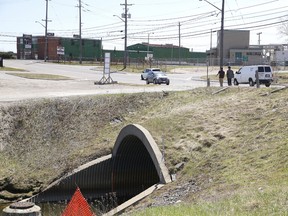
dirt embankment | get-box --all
[0,93,162,202]
[1,87,288,216]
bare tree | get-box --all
[278,16,288,41]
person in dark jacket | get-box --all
[217,67,225,87]
[226,66,234,86]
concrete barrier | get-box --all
[3,202,41,216]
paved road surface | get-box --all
[0,60,225,102]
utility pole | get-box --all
[78,0,82,64]
[124,0,128,68]
[120,0,132,69]
[178,22,181,65]
[199,0,224,69]
[220,0,225,69]
[43,0,50,62]
[257,32,262,45]
[147,33,154,53]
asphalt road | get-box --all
[0,60,222,102]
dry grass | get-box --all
[0,87,288,215]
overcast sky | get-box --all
[1,0,288,52]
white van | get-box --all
[234,65,273,87]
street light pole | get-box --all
[200,0,224,69]
[113,14,126,68]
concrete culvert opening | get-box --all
[27,124,171,215]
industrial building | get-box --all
[17,30,288,66]
[207,29,288,65]
[17,34,102,61]
[16,34,206,64]
[207,30,262,65]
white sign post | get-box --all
[94,52,117,85]
[104,52,111,75]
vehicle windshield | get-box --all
[154,72,166,76]
[152,68,161,72]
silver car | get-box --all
[141,68,161,80]
[146,71,170,85]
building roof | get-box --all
[141,42,181,49]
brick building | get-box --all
[17,35,102,61]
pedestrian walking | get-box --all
[226,66,234,86]
[217,67,225,87]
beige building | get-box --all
[208,29,264,65]
[230,48,263,65]
[218,30,250,59]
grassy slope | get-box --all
[129,87,288,215]
[0,87,287,215]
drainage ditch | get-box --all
[20,124,171,215]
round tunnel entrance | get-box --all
[112,124,171,196]
[27,124,171,214]
[112,134,160,197]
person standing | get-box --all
[217,67,225,87]
[226,66,234,86]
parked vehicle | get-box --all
[141,68,161,80]
[234,65,273,87]
[146,71,170,85]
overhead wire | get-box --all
[45,0,287,42]
[1,0,287,49]
[86,5,284,38]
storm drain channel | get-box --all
[28,124,171,215]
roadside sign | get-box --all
[94,52,117,84]
[57,46,65,55]
[104,52,111,74]
[147,53,153,59]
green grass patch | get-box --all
[0,67,25,71]
[6,72,71,80]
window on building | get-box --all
[32,38,38,44]
[235,52,242,60]
[247,52,261,56]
